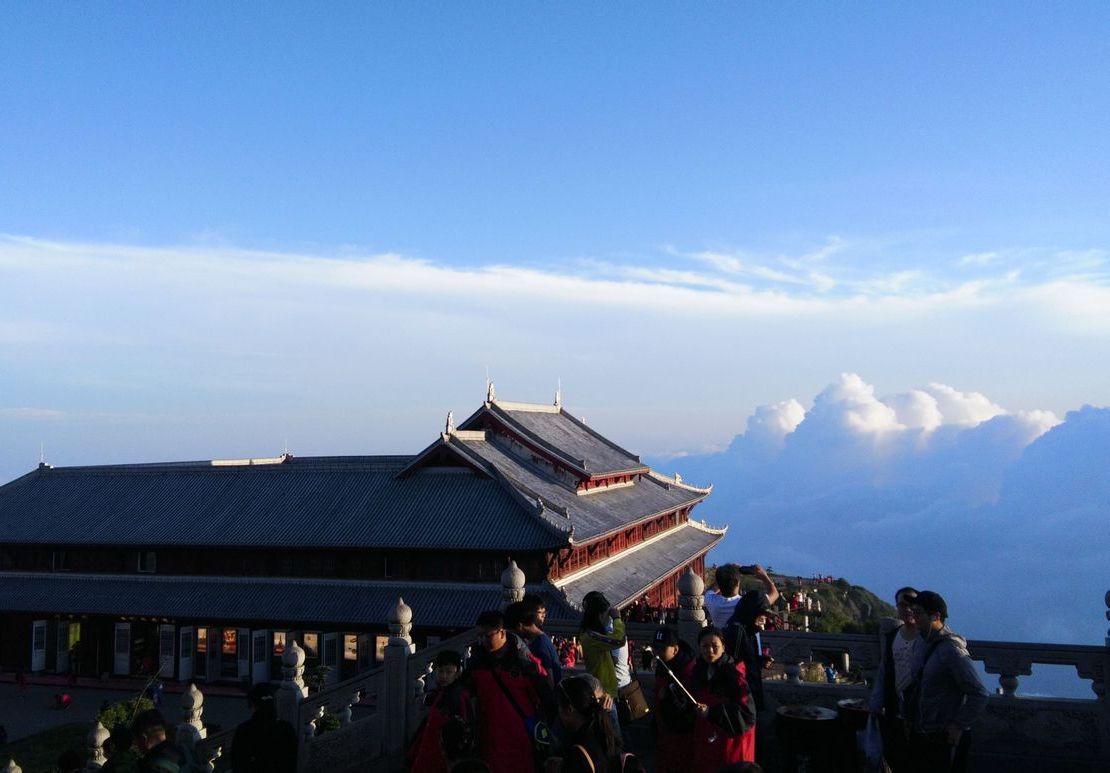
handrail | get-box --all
[299,664,385,725]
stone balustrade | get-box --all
[64,562,1108,773]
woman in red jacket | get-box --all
[651,626,697,773]
[689,626,756,770]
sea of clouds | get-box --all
[659,374,1109,667]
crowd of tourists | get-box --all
[44,566,987,773]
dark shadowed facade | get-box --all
[0,393,723,684]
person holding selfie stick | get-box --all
[647,627,697,773]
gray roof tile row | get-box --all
[557,522,723,609]
[0,572,577,628]
[0,456,563,550]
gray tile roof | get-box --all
[462,402,646,476]
[557,522,724,609]
[0,572,575,628]
[453,436,708,542]
[0,455,565,550]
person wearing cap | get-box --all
[868,586,922,771]
[651,626,696,773]
[904,590,988,773]
[231,682,298,773]
[409,649,472,773]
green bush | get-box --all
[97,697,155,733]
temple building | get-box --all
[0,390,724,684]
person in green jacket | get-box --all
[578,591,628,742]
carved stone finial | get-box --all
[279,640,307,700]
[179,682,206,741]
[445,411,455,434]
[486,380,497,403]
[88,721,111,765]
[389,597,413,644]
[678,567,705,597]
[501,559,526,607]
[283,639,306,669]
[674,472,683,484]
[3,760,23,773]
[554,386,562,409]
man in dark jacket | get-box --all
[905,591,989,773]
[131,709,188,773]
[231,682,298,773]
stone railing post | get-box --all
[502,559,526,608]
[276,640,307,728]
[677,567,706,651]
[383,597,414,765]
[175,682,207,750]
[86,721,110,769]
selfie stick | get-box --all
[643,645,698,704]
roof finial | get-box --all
[39,441,45,465]
[486,379,496,403]
[554,378,562,409]
[445,411,455,434]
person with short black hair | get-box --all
[705,564,744,626]
[904,591,988,773]
[720,565,780,711]
[521,594,562,685]
[231,682,298,773]
[463,609,553,773]
[131,709,188,772]
[409,649,472,773]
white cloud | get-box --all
[0,407,64,420]
[668,376,1098,650]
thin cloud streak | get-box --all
[4,235,1107,329]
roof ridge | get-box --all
[645,468,713,494]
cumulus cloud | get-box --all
[663,375,1106,661]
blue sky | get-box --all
[1,6,1109,536]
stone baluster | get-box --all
[276,640,307,728]
[1092,590,1108,700]
[501,559,526,608]
[677,567,706,651]
[86,720,110,769]
[333,687,363,725]
[983,653,1032,697]
[3,760,23,773]
[784,661,803,684]
[303,704,324,742]
[384,597,415,764]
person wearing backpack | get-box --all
[464,609,554,773]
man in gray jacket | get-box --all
[906,590,989,773]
